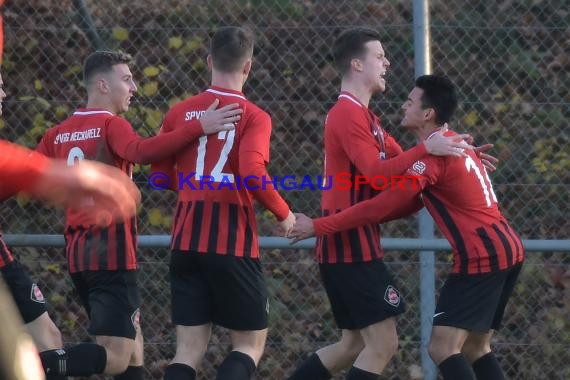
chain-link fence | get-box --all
[1,0,568,379]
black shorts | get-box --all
[170,250,268,331]
[433,263,523,332]
[71,270,140,339]
[319,259,406,330]
[1,261,47,323]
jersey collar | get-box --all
[207,86,247,100]
[74,108,115,116]
[338,91,365,108]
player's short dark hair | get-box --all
[332,27,381,75]
[210,26,254,73]
[415,75,458,125]
[83,50,133,86]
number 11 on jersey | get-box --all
[465,155,498,207]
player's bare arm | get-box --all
[199,98,243,135]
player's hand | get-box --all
[199,99,243,135]
[277,210,296,237]
[288,213,316,243]
[32,160,141,227]
[424,123,473,157]
[473,143,499,172]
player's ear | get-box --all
[351,58,364,72]
[96,76,110,94]
[424,108,436,122]
[243,58,252,76]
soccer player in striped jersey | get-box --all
[287,28,474,380]
[290,75,524,380]
[36,50,242,380]
[151,26,295,380]
[0,70,139,380]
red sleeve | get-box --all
[314,155,444,234]
[314,176,425,235]
[0,140,51,199]
[338,114,428,186]
[239,112,290,221]
[106,116,204,164]
[149,114,178,191]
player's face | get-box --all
[401,87,427,129]
[106,64,137,114]
[0,73,6,116]
[360,41,390,93]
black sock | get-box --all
[40,344,107,376]
[46,375,67,380]
[216,351,256,380]
[439,353,475,380]
[164,363,196,380]
[472,352,505,380]
[114,365,144,380]
[287,353,332,380]
[346,366,380,380]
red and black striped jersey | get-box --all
[36,110,137,272]
[316,92,429,264]
[37,108,207,272]
[151,86,290,258]
[314,130,524,274]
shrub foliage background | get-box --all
[1,1,568,379]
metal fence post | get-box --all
[413,0,437,379]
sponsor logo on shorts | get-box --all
[265,299,270,315]
[30,283,45,304]
[131,308,141,328]
[384,285,401,307]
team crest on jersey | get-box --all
[131,308,141,328]
[411,160,426,175]
[384,285,401,307]
[30,284,45,304]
